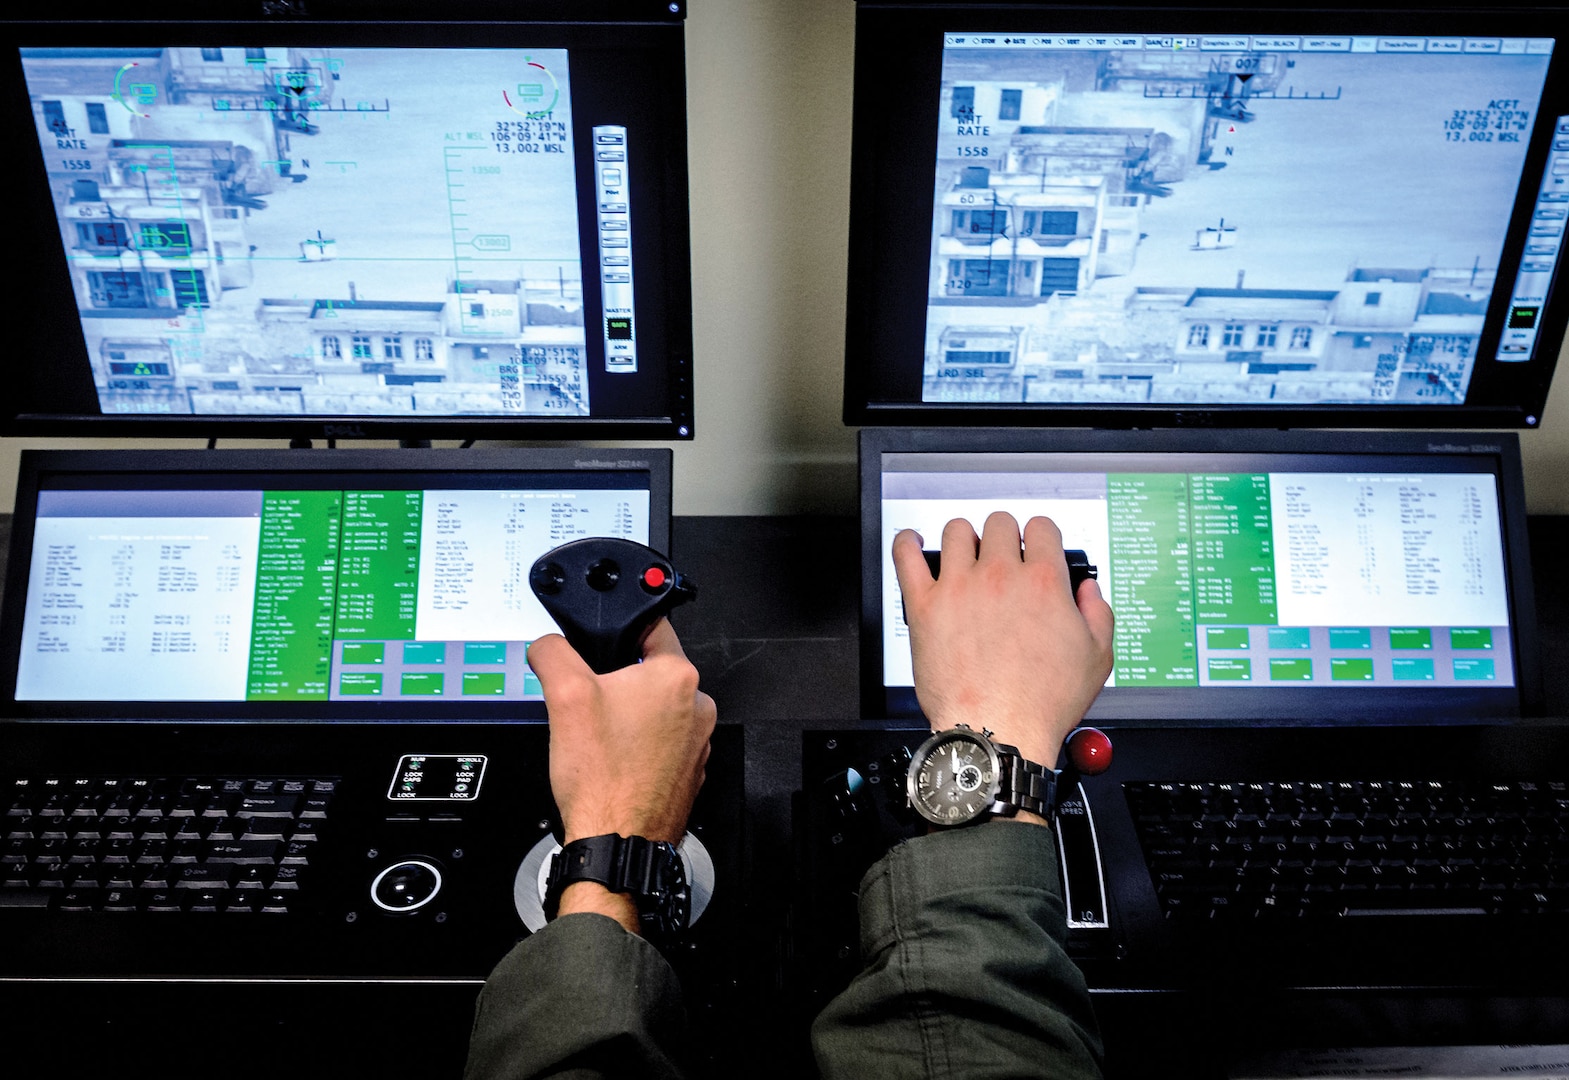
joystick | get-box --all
[529,538,696,674]
[921,548,1097,592]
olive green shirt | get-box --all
[812,821,1104,1079]
[465,821,1101,1079]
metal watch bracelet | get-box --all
[995,743,1059,818]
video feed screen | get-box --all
[24,47,596,418]
[6,16,693,440]
[928,35,1555,406]
[845,7,1569,429]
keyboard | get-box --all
[1,775,336,913]
[1126,778,1569,922]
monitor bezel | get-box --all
[0,446,673,721]
[859,427,1542,725]
[843,1,1569,431]
[2,2,695,441]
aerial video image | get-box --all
[925,36,1553,406]
[23,46,590,417]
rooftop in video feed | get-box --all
[925,34,1555,407]
[23,46,589,417]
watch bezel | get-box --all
[906,726,1004,827]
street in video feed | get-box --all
[24,47,590,417]
[924,42,1552,406]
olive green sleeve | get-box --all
[463,912,692,1080]
[811,821,1104,1080]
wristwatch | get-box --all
[542,833,690,938]
[905,724,1059,827]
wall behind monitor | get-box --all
[1,0,1566,518]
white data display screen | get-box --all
[881,463,1514,691]
[16,486,649,702]
[18,508,263,701]
[1269,473,1510,628]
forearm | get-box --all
[464,913,692,1080]
[811,821,1103,1080]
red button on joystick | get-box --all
[1065,727,1113,776]
[642,566,667,589]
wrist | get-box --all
[1005,807,1053,828]
[553,880,641,934]
[561,816,687,847]
[544,833,691,939]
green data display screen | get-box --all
[17,483,650,703]
[882,458,1515,693]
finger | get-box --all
[940,517,981,571]
[1021,515,1066,563]
[977,510,1024,565]
[1022,515,1071,593]
[526,632,592,695]
[892,528,935,609]
[1074,578,1117,655]
[640,617,688,662]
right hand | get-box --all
[892,512,1114,774]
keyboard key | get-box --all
[204,841,282,866]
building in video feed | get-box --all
[924,35,1553,406]
[24,46,590,417]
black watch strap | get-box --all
[542,833,690,935]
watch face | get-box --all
[908,729,1001,826]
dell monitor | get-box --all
[861,428,1541,724]
[0,446,672,720]
[3,1,694,440]
[844,2,1569,429]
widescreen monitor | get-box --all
[844,2,1569,429]
[861,428,1541,723]
[2,1,694,440]
[0,446,672,720]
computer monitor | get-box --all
[2,1,694,440]
[844,2,1569,429]
[861,428,1541,723]
[0,446,672,720]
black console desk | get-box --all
[677,515,1569,1077]
[1,513,1566,1078]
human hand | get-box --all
[528,618,716,931]
[893,512,1114,776]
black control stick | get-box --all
[529,538,696,674]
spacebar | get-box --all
[1343,904,1487,916]
[0,888,52,909]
